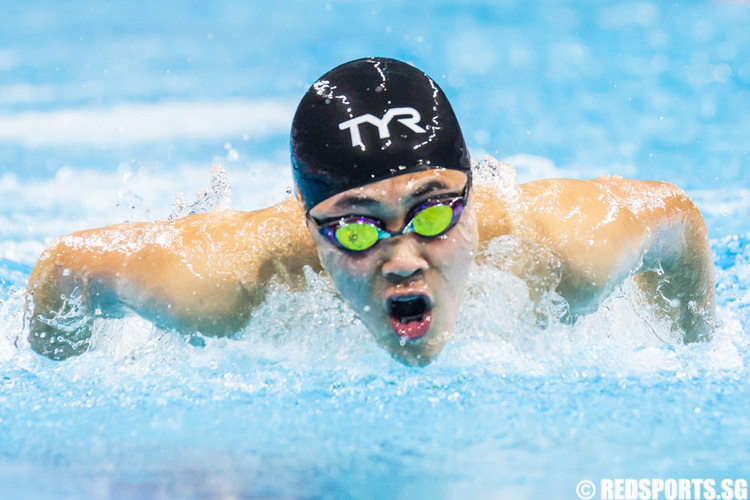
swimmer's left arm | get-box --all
[519,176,715,341]
[594,176,716,341]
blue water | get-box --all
[1,1,749,499]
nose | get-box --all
[381,238,429,284]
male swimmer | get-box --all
[26,57,715,366]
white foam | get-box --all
[0,289,25,362]
[0,99,296,146]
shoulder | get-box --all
[519,175,693,220]
[588,175,685,196]
[513,175,703,266]
[472,176,663,244]
[588,175,698,220]
[518,177,639,235]
[514,177,654,273]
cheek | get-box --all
[432,209,478,281]
[315,241,379,307]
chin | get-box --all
[373,324,451,367]
[389,348,441,367]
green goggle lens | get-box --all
[335,222,380,251]
[411,204,454,237]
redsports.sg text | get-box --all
[600,478,748,500]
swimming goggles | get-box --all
[310,175,471,252]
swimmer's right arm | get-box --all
[26,197,321,360]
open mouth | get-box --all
[387,294,433,340]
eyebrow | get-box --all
[326,179,455,212]
[405,179,456,202]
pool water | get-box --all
[1,1,749,499]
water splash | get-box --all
[471,154,520,203]
[169,164,232,220]
[0,259,30,300]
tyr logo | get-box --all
[338,107,427,148]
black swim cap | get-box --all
[291,57,470,211]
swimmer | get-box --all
[26,57,716,365]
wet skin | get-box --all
[26,167,716,362]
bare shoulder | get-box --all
[518,175,699,233]
[517,176,644,244]
[471,175,686,247]
[519,174,683,206]
[589,175,697,214]
[513,176,684,297]
[588,174,687,197]
[34,195,313,284]
[36,210,253,271]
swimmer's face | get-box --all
[305,169,478,366]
